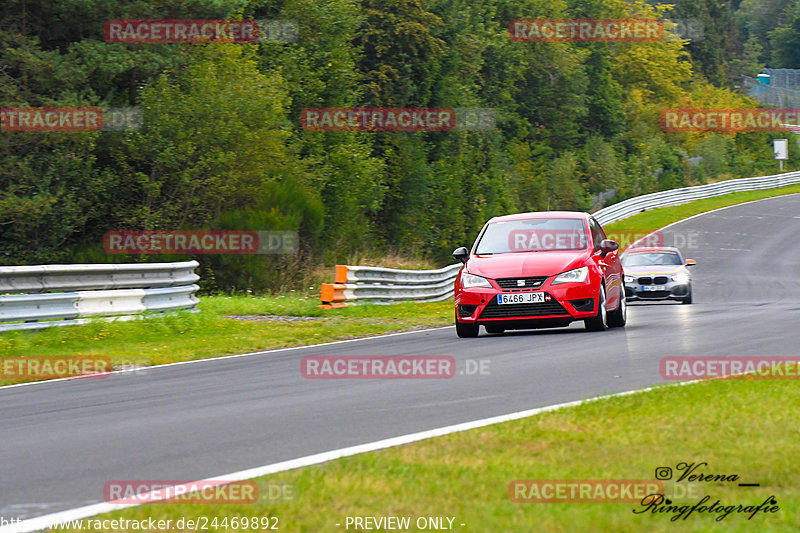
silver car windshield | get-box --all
[475,218,590,254]
[621,252,683,266]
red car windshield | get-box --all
[475,218,590,254]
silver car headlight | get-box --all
[552,266,589,285]
[461,272,492,289]
[624,275,635,283]
[671,272,690,284]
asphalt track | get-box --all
[2,194,800,520]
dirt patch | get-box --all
[225,315,330,322]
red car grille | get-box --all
[479,295,569,319]
[496,276,548,289]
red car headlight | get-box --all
[551,266,589,285]
[461,272,492,289]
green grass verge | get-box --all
[51,378,800,532]
[0,296,453,386]
[602,182,800,235]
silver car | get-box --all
[620,247,695,304]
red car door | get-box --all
[590,217,622,309]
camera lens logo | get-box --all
[655,467,672,480]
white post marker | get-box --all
[774,138,788,171]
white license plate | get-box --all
[497,292,546,305]
[641,285,666,291]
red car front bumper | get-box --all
[454,277,601,329]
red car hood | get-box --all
[466,251,590,279]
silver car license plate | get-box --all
[641,285,666,291]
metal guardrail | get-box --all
[592,171,800,226]
[320,264,461,306]
[0,260,199,293]
[320,171,800,307]
[0,261,200,332]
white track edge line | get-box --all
[0,379,702,533]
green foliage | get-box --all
[768,0,800,67]
[0,0,795,291]
[116,45,293,228]
[726,0,800,78]
[547,152,591,210]
[581,135,622,194]
[692,135,733,182]
[357,0,446,106]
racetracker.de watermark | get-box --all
[103,230,298,254]
[508,229,589,251]
[509,19,663,42]
[104,480,269,504]
[0,107,141,131]
[605,230,701,251]
[506,229,699,252]
[663,18,704,41]
[509,480,664,503]
[103,19,299,43]
[301,356,458,379]
[300,107,495,131]
[660,357,800,380]
[660,108,800,132]
[2,107,100,132]
[1,356,111,379]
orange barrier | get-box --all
[319,282,347,309]
[319,263,462,308]
[334,265,349,283]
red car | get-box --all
[452,211,626,337]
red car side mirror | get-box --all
[599,239,619,256]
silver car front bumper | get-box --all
[624,277,691,301]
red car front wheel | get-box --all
[455,310,479,338]
[584,284,607,331]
